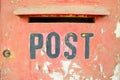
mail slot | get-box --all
[0,0,120,80]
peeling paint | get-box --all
[99,64,107,78]
[111,63,120,80]
[4,68,11,74]
[70,72,80,80]
[84,76,94,80]
[49,72,64,80]
[82,76,85,79]
[42,61,51,74]
[35,62,40,71]
[101,28,105,34]
[40,50,44,56]
[61,60,71,77]
[94,55,98,61]
[69,69,74,74]
[114,22,120,38]
[99,64,103,73]
[90,76,93,80]
[72,63,81,69]
[64,47,69,52]
[43,44,46,52]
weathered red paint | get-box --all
[0,0,120,80]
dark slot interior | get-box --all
[29,17,95,23]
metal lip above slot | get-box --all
[14,5,110,16]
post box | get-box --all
[0,0,120,80]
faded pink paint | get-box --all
[0,0,120,80]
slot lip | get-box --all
[14,6,110,16]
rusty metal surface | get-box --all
[0,0,120,80]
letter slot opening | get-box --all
[29,16,95,23]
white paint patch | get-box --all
[99,64,107,78]
[114,22,120,38]
[40,50,44,56]
[49,72,64,80]
[69,69,74,74]
[82,76,85,79]
[64,47,69,52]
[35,62,40,71]
[70,77,74,80]
[61,60,71,77]
[42,61,51,74]
[111,63,120,80]
[72,63,81,69]
[93,65,97,70]
[90,76,93,80]
[99,64,103,73]
[43,44,46,52]
[73,73,80,80]
[4,68,11,74]
[101,28,105,34]
[94,55,98,61]
[70,72,80,80]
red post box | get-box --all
[0,0,120,80]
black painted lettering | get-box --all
[81,33,94,59]
[30,34,43,59]
[46,32,60,58]
[64,33,77,59]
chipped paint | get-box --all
[43,44,46,52]
[64,47,69,52]
[114,22,120,38]
[49,72,64,80]
[70,72,80,80]
[94,55,98,61]
[3,68,11,74]
[61,60,71,77]
[35,62,40,71]
[101,28,105,34]
[69,69,74,74]
[82,76,85,79]
[90,76,93,80]
[111,63,120,80]
[72,63,81,69]
[40,50,44,56]
[99,64,103,73]
[99,64,107,78]
[42,61,51,74]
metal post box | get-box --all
[0,0,120,80]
